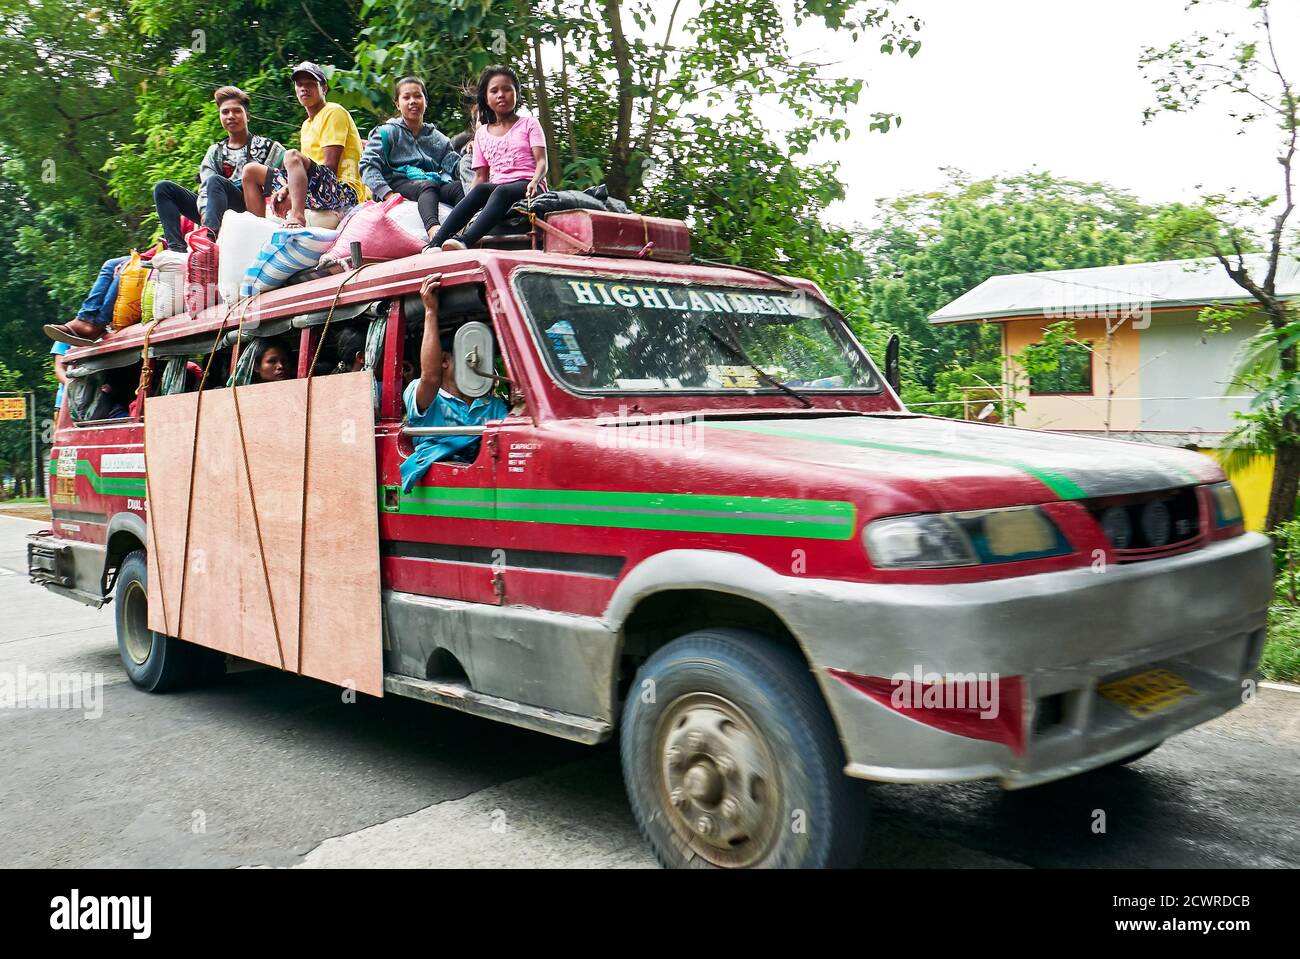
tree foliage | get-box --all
[333,0,921,336]
[1140,0,1299,531]
[859,169,1228,413]
[0,174,58,491]
[0,0,361,313]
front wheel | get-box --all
[115,550,223,692]
[621,628,868,869]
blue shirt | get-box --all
[50,341,70,409]
[400,380,508,492]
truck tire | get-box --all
[621,628,868,869]
[114,550,222,692]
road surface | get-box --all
[2,514,1297,868]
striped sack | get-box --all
[239,227,338,300]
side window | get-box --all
[400,285,506,406]
[154,338,232,396]
[66,356,143,423]
[286,300,388,383]
[321,319,377,375]
[1026,340,1094,395]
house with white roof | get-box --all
[928,255,1300,529]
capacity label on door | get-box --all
[57,448,79,478]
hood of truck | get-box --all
[689,414,1222,511]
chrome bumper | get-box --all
[779,533,1274,788]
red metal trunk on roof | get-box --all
[542,211,691,262]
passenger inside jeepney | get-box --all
[335,325,368,375]
[333,323,404,415]
[72,363,143,420]
[255,343,293,382]
[333,320,415,387]
[399,274,508,492]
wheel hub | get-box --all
[657,692,781,867]
[684,762,722,805]
[122,581,154,666]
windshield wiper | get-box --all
[697,321,813,408]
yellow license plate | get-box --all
[1098,667,1196,719]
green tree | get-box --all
[860,170,1225,409]
[336,0,920,333]
[0,0,163,306]
[0,0,361,487]
[1139,0,1299,533]
[0,0,361,316]
[0,174,61,495]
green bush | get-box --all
[1262,520,1300,683]
[1262,603,1300,684]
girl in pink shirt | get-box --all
[431,65,549,251]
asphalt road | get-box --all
[2,514,1298,869]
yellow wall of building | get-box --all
[1003,316,1273,531]
[1202,450,1274,533]
[1005,317,1143,432]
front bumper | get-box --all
[780,532,1273,788]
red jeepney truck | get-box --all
[28,222,1273,868]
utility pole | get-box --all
[29,389,42,498]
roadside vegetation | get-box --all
[1264,521,1300,682]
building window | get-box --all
[1025,341,1093,395]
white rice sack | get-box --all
[217,210,282,304]
[149,250,188,319]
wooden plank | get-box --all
[145,392,199,637]
[143,375,382,694]
[188,384,306,668]
[298,371,383,696]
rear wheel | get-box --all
[114,550,222,692]
[621,628,868,869]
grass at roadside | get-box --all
[0,497,48,506]
[1263,603,1300,683]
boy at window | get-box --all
[400,274,507,492]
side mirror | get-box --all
[884,333,901,395]
[454,321,495,398]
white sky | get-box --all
[768,0,1300,229]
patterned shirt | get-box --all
[197,134,286,213]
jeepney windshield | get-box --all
[514,271,880,393]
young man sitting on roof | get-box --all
[154,86,286,253]
[43,86,285,348]
[400,274,508,493]
[240,62,368,228]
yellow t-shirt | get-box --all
[301,102,369,202]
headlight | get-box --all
[865,507,1072,569]
[1208,481,1243,527]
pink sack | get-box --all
[185,229,219,317]
[325,194,426,263]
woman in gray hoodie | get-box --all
[359,77,465,239]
